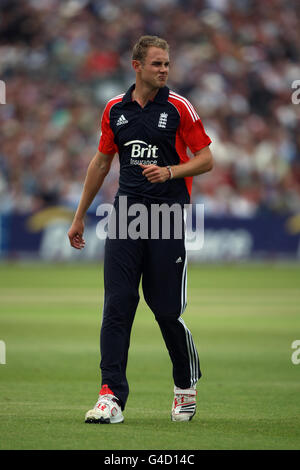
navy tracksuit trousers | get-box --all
[100,197,201,410]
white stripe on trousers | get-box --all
[178,316,199,387]
[177,208,199,387]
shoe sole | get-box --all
[171,412,196,422]
[85,417,124,424]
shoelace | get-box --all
[95,394,113,407]
[174,394,196,409]
[95,394,122,412]
[175,393,195,403]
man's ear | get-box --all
[132,60,142,72]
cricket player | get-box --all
[68,36,213,423]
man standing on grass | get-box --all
[68,35,213,423]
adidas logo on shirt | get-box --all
[116,114,128,126]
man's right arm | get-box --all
[68,151,115,249]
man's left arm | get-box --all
[140,145,213,183]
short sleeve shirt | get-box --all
[99,84,211,204]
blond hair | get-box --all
[132,35,169,64]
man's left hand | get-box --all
[140,164,170,183]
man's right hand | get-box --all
[68,219,85,250]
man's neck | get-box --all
[132,83,159,108]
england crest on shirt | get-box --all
[158,112,168,128]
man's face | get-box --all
[137,46,170,89]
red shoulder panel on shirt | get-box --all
[98,94,124,155]
[168,91,200,123]
[104,94,125,117]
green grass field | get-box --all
[0,262,299,450]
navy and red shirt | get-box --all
[98,84,211,204]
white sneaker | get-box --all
[85,384,124,424]
[171,385,197,422]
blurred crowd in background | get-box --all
[0,0,299,217]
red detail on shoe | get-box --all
[174,396,196,409]
[99,384,114,396]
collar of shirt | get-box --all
[121,84,170,106]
